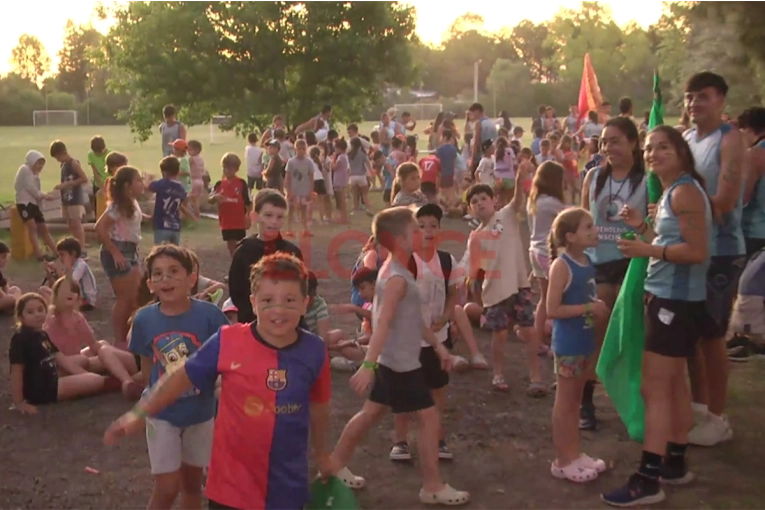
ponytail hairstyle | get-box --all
[594,116,645,199]
[107,165,140,219]
[495,136,508,161]
[548,207,592,262]
[528,161,565,215]
[309,146,322,167]
[391,162,419,203]
[349,137,362,159]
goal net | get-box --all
[209,115,233,144]
[33,110,78,127]
[393,103,443,123]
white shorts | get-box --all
[146,417,215,474]
[349,175,368,187]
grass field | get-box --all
[0,119,534,204]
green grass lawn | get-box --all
[0,118,534,204]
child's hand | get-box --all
[53,183,64,191]
[349,364,374,396]
[44,193,55,201]
[111,250,128,270]
[245,215,252,230]
[317,453,339,482]
[589,299,610,319]
[619,205,645,229]
[431,316,447,332]
[435,344,454,372]
[104,410,145,445]
[15,401,38,415]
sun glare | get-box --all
[0,0,664,74]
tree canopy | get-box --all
[102,1,417,140]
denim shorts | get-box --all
[100,241,140,279]
[154,229,181,246]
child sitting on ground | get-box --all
[221,298,238,324]
[10,292,122,414]
[327,268,377,371]
[0,241,23,313]
[45,237,97,311]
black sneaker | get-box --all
[727,335,751,350]
[438,441,453,461]
[579,404,597,431]
[601,473,665,508]
[389,442,411,462]
[659,463,694,485]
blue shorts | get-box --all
[154,229,181,245]
[100,241,140,279]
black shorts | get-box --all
[368,364,434,414]
[383,189,392,203]
[420,345,449,390]
[26,379,59,406]
[420,182,438,198]
[314,180,327,195]
[247,176,264,191]
[644,293,709,358]
[16,203,45,224]
[704,255,746,339]
[745,238,765,259]
[594,258,630,285]
[221,229,247,242]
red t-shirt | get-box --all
[213,177,251,230]
[419,155,441,184]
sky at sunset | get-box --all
[0,0,666,75]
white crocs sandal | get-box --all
[470,353,489,370]
[419,484,470,506]
[551,457,598,483]
[336,467,365,489]
[580,453,607,473]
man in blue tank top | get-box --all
[737,107,765,257]
[682,72,746,447]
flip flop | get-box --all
[527,381,547,398]
[492,375,509,392]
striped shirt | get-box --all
[304,296,329,336]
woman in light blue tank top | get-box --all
[738,107,765,257]
[605,125,712,505]
[580,117,647,429]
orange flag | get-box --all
[577,53,603,123]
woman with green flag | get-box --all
[602,125,713,507]
[580,117,648,430]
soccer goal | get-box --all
[393,103,443,123]
[209,115,233,144]
[33,110,78,127]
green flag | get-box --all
[648,69,665,131]
[596,70,665,442]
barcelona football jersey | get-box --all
[184,322,330,510]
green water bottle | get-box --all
[620,231,637,240]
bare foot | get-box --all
[122,380,144,401]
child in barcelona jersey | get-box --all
[105,253,333,510]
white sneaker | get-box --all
[330,357,358,372]
[688,413,733,446]
[691,402,708,424]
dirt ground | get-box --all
[1,211,765,510]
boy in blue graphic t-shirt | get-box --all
[146,156,198,245]
[127,245,228,509]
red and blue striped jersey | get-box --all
[184,322,330,510]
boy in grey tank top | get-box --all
[328,207,469,505]
[50,140,89,254]
[160,105,186,157]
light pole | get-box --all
[473,60,480,103]
[86,87,91,125]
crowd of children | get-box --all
[5,75,765,509]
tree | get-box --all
[10,34,50,85]
[486,59,533,114]
[57,21,105,102]
[510,20,555,82]
[103,1,417,140]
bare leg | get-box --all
[553,375,587,466]
[688,348,708,406]
[700,337,729,416]
[24,221,44,259]
[148,472,181,510]
[518,326,543,384]
[109,267,141,347]
[178,463,205,510]
[68,218,86,250]
[451,305,483,362]
[39,223,57,253]
[415,406,446,493]
[331,401,387,468]
[535,278,549,346]
[491,329,507,380]
[57,373,108,400]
